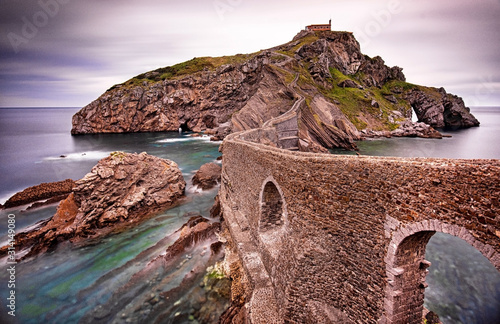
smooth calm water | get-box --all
[0,107,499,323]
[333,106,500,159]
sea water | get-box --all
[0,107,499,323]
[0,108,223,323]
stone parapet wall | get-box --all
[220,131,500,323]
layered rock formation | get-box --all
[78,215,227,324]
[72,30,479,151]
[2,152,185,259]
[299,95,361,152]
[2,179,75,209]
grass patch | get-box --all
[269,65,296,85]
[381,79,418,94]
[204,262,226,281]
[330,67,353,83]
[320,69,420,130]
[119,52,260,89]
[324,84,370,128]
[415,85,444,102]
[270,55,288,64]
[110,151,126,161]
[294,63,316,88]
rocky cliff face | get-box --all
[72,54,269,135]
[3,152,185,259]
[72,30,479,150]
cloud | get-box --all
[0,0,499,107]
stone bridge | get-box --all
[219,123,500,323]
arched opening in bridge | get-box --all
[385,231,436,324]
[260,180,284,232]
[425,233,500,324]
[384,224,500,324]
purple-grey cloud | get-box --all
[0,0,499,107]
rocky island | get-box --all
[71,30,478,153]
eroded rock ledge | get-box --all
[2,152,186,259]
[2,179,76,209]
[78,214,227,324]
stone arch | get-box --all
[259,176,287,233]
[258,177,288,259]
[382,220,500,324]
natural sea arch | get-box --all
[383,221,500,324]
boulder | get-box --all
[391,121,443,139]
[337,79,363,89]
[192,162,222,190]
[2,152,185,259]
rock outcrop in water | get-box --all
[405,87,479,129]
[390,120,443,139]
[2,152,185,259]
[71,30,479,151]
[2,179,75,209]
[192,162,222,190]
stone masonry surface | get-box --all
[220,128,500,324]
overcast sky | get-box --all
[0,0,499,107]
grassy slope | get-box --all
[109,53,259,90]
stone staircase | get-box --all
[261,72,303,151]
[276,116,299,151]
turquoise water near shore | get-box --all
[0,108,224,323]
[0,107,499,323]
